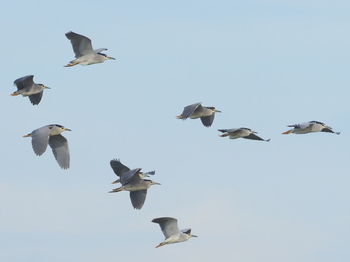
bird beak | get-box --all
[153,182,161,185]
[215,109,222,113]
[45,86,51,89]
[282,129,293,134]
[107,56,116,60]
[191,234,198,237]
[64,128,72,131]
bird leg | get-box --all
[282,129,293,134]
[64,61,79,67]
[155,242,165,248]
[22,134,32,137]
[108,187,124,193]
[176,115,184,119]
[10,92,19,96]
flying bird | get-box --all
[176,102,221,127]
[23,124,71,169]
[282,121,340,135]
[152,217,197,248]
[218,128,270,142]
[109,159,160,209]
[65,31,115,67]
[11,75,50,105]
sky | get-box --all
[1,0,349,261]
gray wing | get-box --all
[200,114,215,127]
[110,159,130,177]
[180,103,202,119]
[65,31,93,58]
[14,75,34,90]
[29,91,43,105]
[129,190,147,209]
[152,217,180,238]
[31,126,51,155]
[49,134,70,169]
[243,133,269,141]
[120,168,142,185]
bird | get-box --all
[152,217,197,248]
[64,31,115,67]
[11,75,50,105]
[109,159,160,209]
[23,124,71,169]
[110,159,155,184]
[282,121,340,135]
[218,128,270,142]
[176,102,221,127]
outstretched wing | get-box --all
[200,114,215,127]
[129,190,147,209]
[110,159,130,177]
[29,91,43,105]
[179,103,201,119]
[14,75,34,90]
[65,31,93,58]
[49,134,70,169]
[243,133,268,141]
[31,126,51,156]
[152,217,180,238]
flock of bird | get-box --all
[11,31,341,248]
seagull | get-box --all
[282,121,340,135]
[176,102,221,127]
[218,128,270,142]
[152,217,197,248]
[11,75,50,105]
[109,159,160,209]
[65,31,115,67]
[23,124,71,169]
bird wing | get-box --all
[152,217,180,238]
[29,91,43,105]
[243,133,266,141]
[144,170,155,176]
[65,31,93,58]
[120,168,142,185]
[288,122,309,129]
[14,75,34,90]
[31,126,51,156]
[180,103,202,119]
[110,159,130,177]
[129,190,147,209]
[200,114,215,127]
[49,134,70,169]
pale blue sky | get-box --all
[1,1,349,261]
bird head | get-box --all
[207,107,221,113]
[49,125,72,135]
[182,229,198,238]
[37,84,50,90]
[149,180,161,186]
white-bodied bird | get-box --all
[282,121,340,135]
[177,102,221,127]
[11,75,50,105]
[65,31,115,67]
[218,128,270,142]
[109,159,160,209]
[23,124,71,169]
[152,217,197,248]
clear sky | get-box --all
[1,0,349,261]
